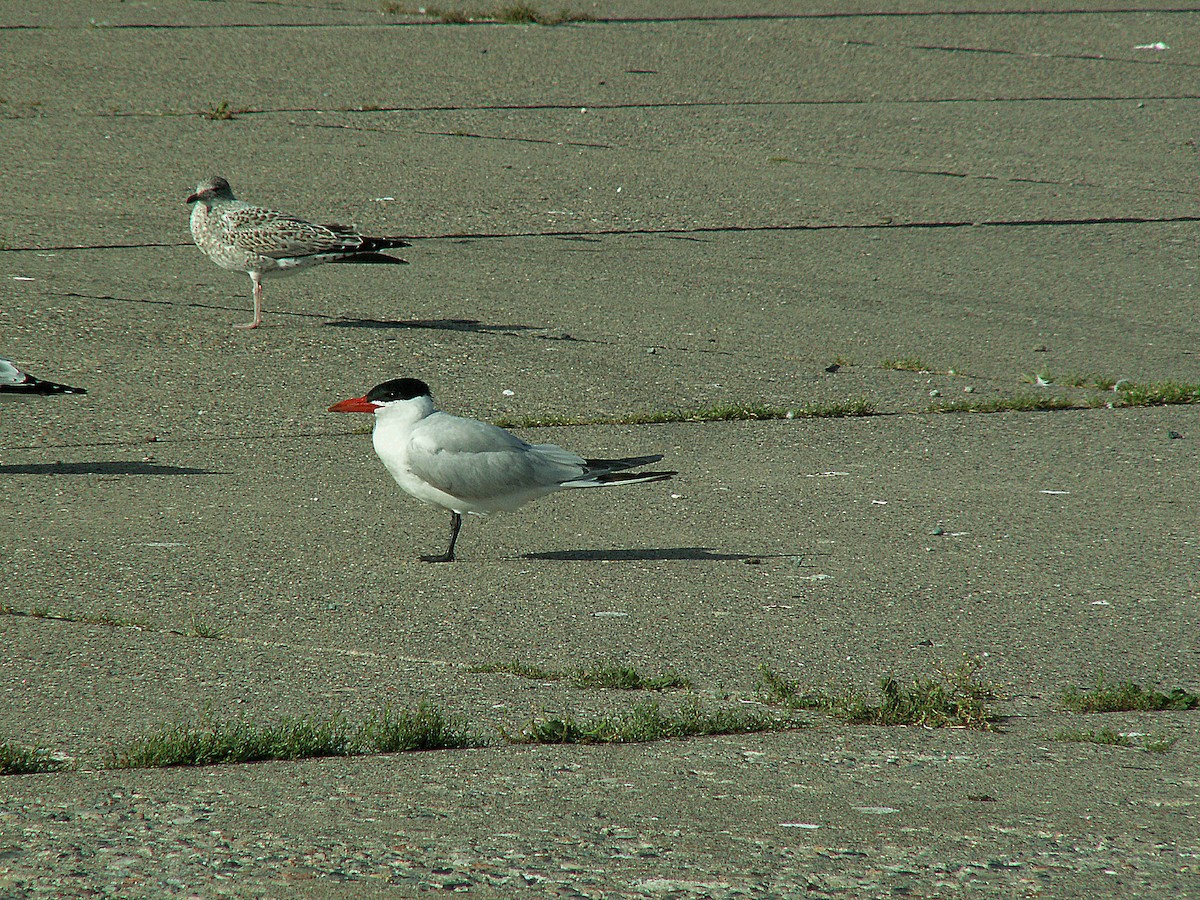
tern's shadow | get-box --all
[324,317,543,335]
[521,547,778,562]
[0,461,223,476]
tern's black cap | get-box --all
[365,378,432,403]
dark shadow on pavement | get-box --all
[325,317,543,334]
[521,548,782,562]
[0,461,224,476]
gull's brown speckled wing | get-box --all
[218,206,364,260]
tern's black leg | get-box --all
[421,512,462,563]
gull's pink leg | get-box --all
[235,273,264,329]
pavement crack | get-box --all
[50,9,1200,30]
[92,92,1200,121]
[844,37,1200,69]
[0,605,463,670]
[8,213,1199,257]
[414,129,615,149]
[774,157,1191,197]
[412,215,1200,241]
[1,241,188,252]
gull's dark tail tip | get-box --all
[339,251,408,265]
[1,378,87,396]
[364,235,413,252]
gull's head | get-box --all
[186,176,235,205]
[328,378,433,416]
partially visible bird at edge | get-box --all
[0,357,86,396]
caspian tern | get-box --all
[0,357,86,396]
[329,378,676,562]
[186,176,411,329]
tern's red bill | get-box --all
[328,396,379,414]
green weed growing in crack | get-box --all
[383,3,593,23]
[1053,726,1135,747]
[757,657,1000,730]
[505,698,793,745]
[575,665,691,691]
[112,716,355,769]
[199,101,238,121]
[1053,727,1176,752]
[1,740,68,775]
[111,705,483,769]
[1,605,147,630]
[493,398,876,429]
[356,703,481,753]
[181,614,225,640]
[1019,368,1058,385]
[1048,373,1126,391]
[1112,381,1200,408]
[471,659,691,691]
[926,394,1078,414]
[1062,678,1199,713]
[1143,735,1179,753]
[880,356,931,373]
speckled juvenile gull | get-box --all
[186,176,411,329]
[0,357,86,396]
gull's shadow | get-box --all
[521,547,779,562]
[0,461,223,476]
[324,317,542,335]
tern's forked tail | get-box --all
[569,454,676,488]
[590,469,676,486]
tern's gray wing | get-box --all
[219,206,362,260]
[407,413,585,502]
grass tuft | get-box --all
[505,699,791,744]
[112,705,482,769]
[0,605,148,630]
[385,3,594,24]
[755,668,830,711]
[112,716,354,769]
[199,102,236,121]
[183,614,225,640]
[881,356,931,373]
[356,703,481,753]
[758,657,999,729]
[496,2,542,22]
[1112,381,1200,407]
[574,665,691,691]
[1144,735,1179,753]
[1,741,67,775]
[199,101,238,121]
[470,659,691,691]
[1053,728,1176,752]
[927,394,1077,414]
[494,398,876,429]
[1062,679,1199,713]
[1053,726,1135,747]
